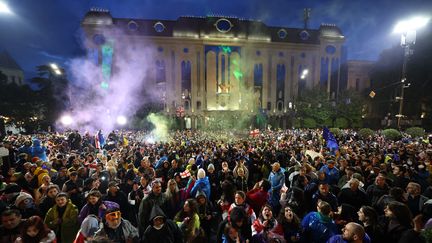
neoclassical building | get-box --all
[81,9,345,128]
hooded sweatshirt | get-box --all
[142,205,183,243]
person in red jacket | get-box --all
[246,179,271,215]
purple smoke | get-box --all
[58,27,162,133]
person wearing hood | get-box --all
[30,139,48,162]
[44,193,79,243]
[14,191,42,219]
[94,207,139,243]
[142,205,183,243]
[190,168,211,199]
[196,190,217,241]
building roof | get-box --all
[0,51,23,71]
[82,9,344,45]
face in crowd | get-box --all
[1,212,21,230]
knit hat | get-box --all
[207,163,215,171]
[197,168,206,179]
[15,192,33,207]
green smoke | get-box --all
[146,113,171,142]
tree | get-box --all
[295,88,363,128]
[29,64,70,128]
[0,71,46,132]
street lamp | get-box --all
[0,1,12,14]
[50,63,62,75]
[393,16,430,129]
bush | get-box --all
[334,117,349,128]
[303,118,317,128]
[382,129,402,141]
[358,128,374,139]
[405,127,425,138]
[351,119,363,128]
[330,128,342,137]
[292,118,301,128]
[323,118,333,127]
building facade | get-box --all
[81,9,346,128]
[0,51,24,86]
[346,60,374,92]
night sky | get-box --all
[0,0,431,79]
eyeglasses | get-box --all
[105,211,121,221]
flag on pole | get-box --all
[95,130,105,149]
[323,127,339,154]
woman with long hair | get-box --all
[357,206,384,242]
[15,215,56,243]
[164,178,182,219]
[273,205,301,243]
[251,204,284,243]
[383,201,413,243]
[174,198,201,242]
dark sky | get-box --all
[0,0,431,79]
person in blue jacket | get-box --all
[301,200,338,243]
[30,138,48,162]
[268,162,285,212]
[190,168,211,199]
[320,160,340,186]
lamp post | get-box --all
[0,1,12,14]
[393,16,429,129]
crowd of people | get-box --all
[0,128,432,243]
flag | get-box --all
[250,129,260,137]
[180,170,191,178]
[95,130,105,149]
[323,127,339,153]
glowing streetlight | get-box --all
[300,69,309,79]
[393,16,430,129]
[60,115,73,126]
[393,17,429,34]
[0,1,12,14]
[50,63,62,75]
[116,115,127,125]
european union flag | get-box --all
[323,127,339,153]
